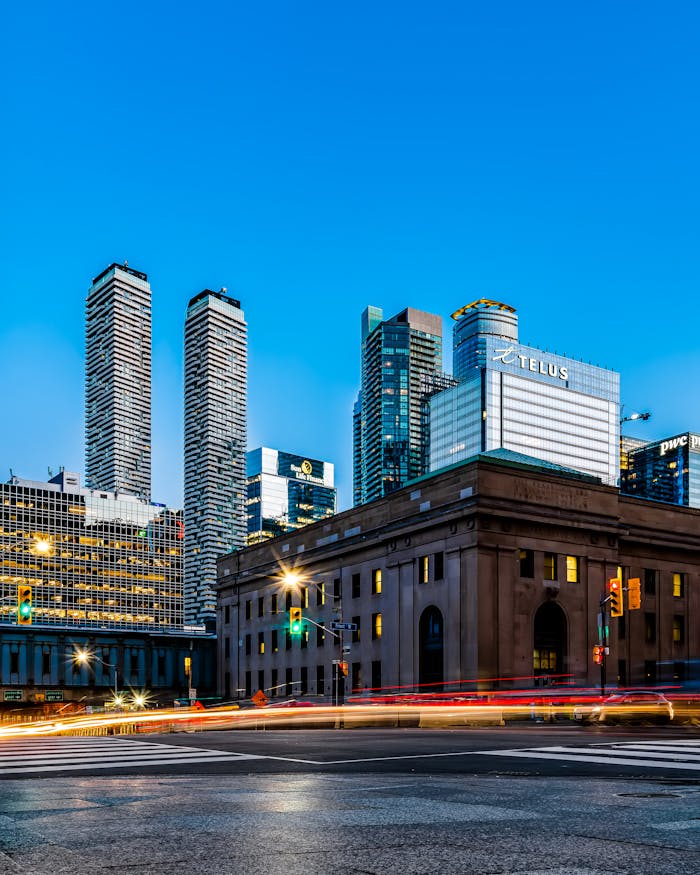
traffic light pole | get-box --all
[600,593,607,697]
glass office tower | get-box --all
[353,306,443,505]
[184,289,247,627]
[0,471,183,630]
[430,299,620,484]
[622,432,700,508]
[85,262,152,499]
[247,448,336,544]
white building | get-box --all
[85,263,152,499]
[184,289,247,627]
[430,299,620,484]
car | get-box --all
[574,691,673,725]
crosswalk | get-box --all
[480,739,700,771]
[0,736,260,776]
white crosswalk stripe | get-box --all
[479,740,700,771]
[0,737,260,775]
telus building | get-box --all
[429,299,620,483]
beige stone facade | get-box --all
[216,454,700,701]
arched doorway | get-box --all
[533,602,567,682]
[419,606,444,691]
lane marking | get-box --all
[478,750,700,771]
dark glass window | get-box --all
[316,665,325,695]
[333,578,341,600]
[371,660,382,690]
[245,671,252,697]
[285,668,293,697]
[245,600,252,620]
[644,660,657,685]
[244,634,251,656]
[434,552,444,581]
[351,662,361,692]
[10,652,18,674]
[618,615,626,640]
[316,626,325,647]
[224,604,230,624]
[257,669,265,693]
[300,667,308,695]
[543,553,557,581]
[673,615,685,644]
[519,549,534,578]
[258,596,264,617]
[352,573,361,598]
[643,568,656,595]
[644,613,656,644]
[271,593,278,613]
[42,652,51,676]
[271,668,278,695]
[352,616,361,643]
[285,591,292,611]
[272,629,278,653]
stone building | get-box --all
[217,450,699,701]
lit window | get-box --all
[372,569,382,594]
[673,573,685,598]
[372,612,382,640]
[419,556,429,584]
[566,556,579,583]
[544,553,557,581]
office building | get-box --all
[429,299,620,484]
[247,448,336,544]
[85,262,152,499]
[184,289,247,627]
[622,432,700,508]
[218,449,698,701]
[0,470,183,631]
[353,306,443,506]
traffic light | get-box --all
[289,607,302,636]
[592,645,604,665]
[339,661,348,677]
[17,585,32,625]
[608,578,623,618]
[627,577,641,610]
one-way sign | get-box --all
[329,621,357,632]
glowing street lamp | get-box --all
[72,647,121,706]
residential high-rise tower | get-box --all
[353,306,443,505]
[85,262,152,499]
[184,289,247,626]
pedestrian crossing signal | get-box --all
[627,577,641,610]
[608,578,623,618]
[17,585,32,625]
[289,607,302,635]
[592,645,604,665]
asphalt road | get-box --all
[1,726,699,874]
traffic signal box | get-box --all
[17,585,32,625]
[608,578,623,618]
[627,577,641,611]
[289,607,303,636]
[592,645,604,665]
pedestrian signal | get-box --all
[592,645,604,666]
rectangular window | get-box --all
[271,593,278,614]
[42,651,51,676]
[316,625,325,647]
[258,631,265,655]
[543,553,557,581]
[673,572,685,598]
[333,578,341,600]
[434,552,444,581]
[644,612,656,644]
[245,634,251,656]
[372,569,382,594]
[673,661,685,682]
[245,671,251,698]
[673,615,685,644]
[371,660,382,690]
[316,582,325,606]
[285,630,291,651]
[301,586,309,609]
[618,615,626,641]
[258,596,264,618]
[271,668,278,696]
[372,612,382,640]
[257,669,264,693]
[157,654,166,677]
[352,616,361,644]
[10,652,19,675]
[316,665,325,696]
[617,659,627,687]
[245,600,252,621]
[643,568,656,596]
[351,662,361,692]
[419,555,429,584]
[644,660,657,686]
[300,667,308,695]
[285,668,293,697]
[285,590,292,611]
[272,629,278,653]
[224,604,230,624]
[301,627,308,650]
[566,556,579,583]
[519,549,534,578]
[352,573,361,598]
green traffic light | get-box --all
[19,603,31,617]
[291,621,302,634]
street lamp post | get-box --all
[72,647,123,708]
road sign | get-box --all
[45,690,63,702]
[342,646,351,654]
[329,621,357,632]
[3,690,22,702]
[188,688,197,700]
[251,689,268,707]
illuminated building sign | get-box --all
[492,346,568,381]
[659,433,700,456]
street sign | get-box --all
[342,646,351,654]
[329,621,357,632]
[45,690,63,702]
[251,690,268,707]
[3,690,22,702]
[188,688,197,700]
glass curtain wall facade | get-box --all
[0,472,183,631]
[247,448,336,544]
[430,300,620,484]
[184,289,247,627]
[85,263,152,500]
[354,306,443,505]
[623,433,700,508]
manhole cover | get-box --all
[618,792,681,798]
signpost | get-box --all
[3,690,22,702]
[329,621,357,632]
[45,690,63,702]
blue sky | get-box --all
[1,2,698,510]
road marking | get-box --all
[479,741,700,771]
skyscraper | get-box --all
[184,289,247,627]
[429,299,620,483]
[85,262,152,499]
[353,306,443,505]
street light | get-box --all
[72,647,122,708]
